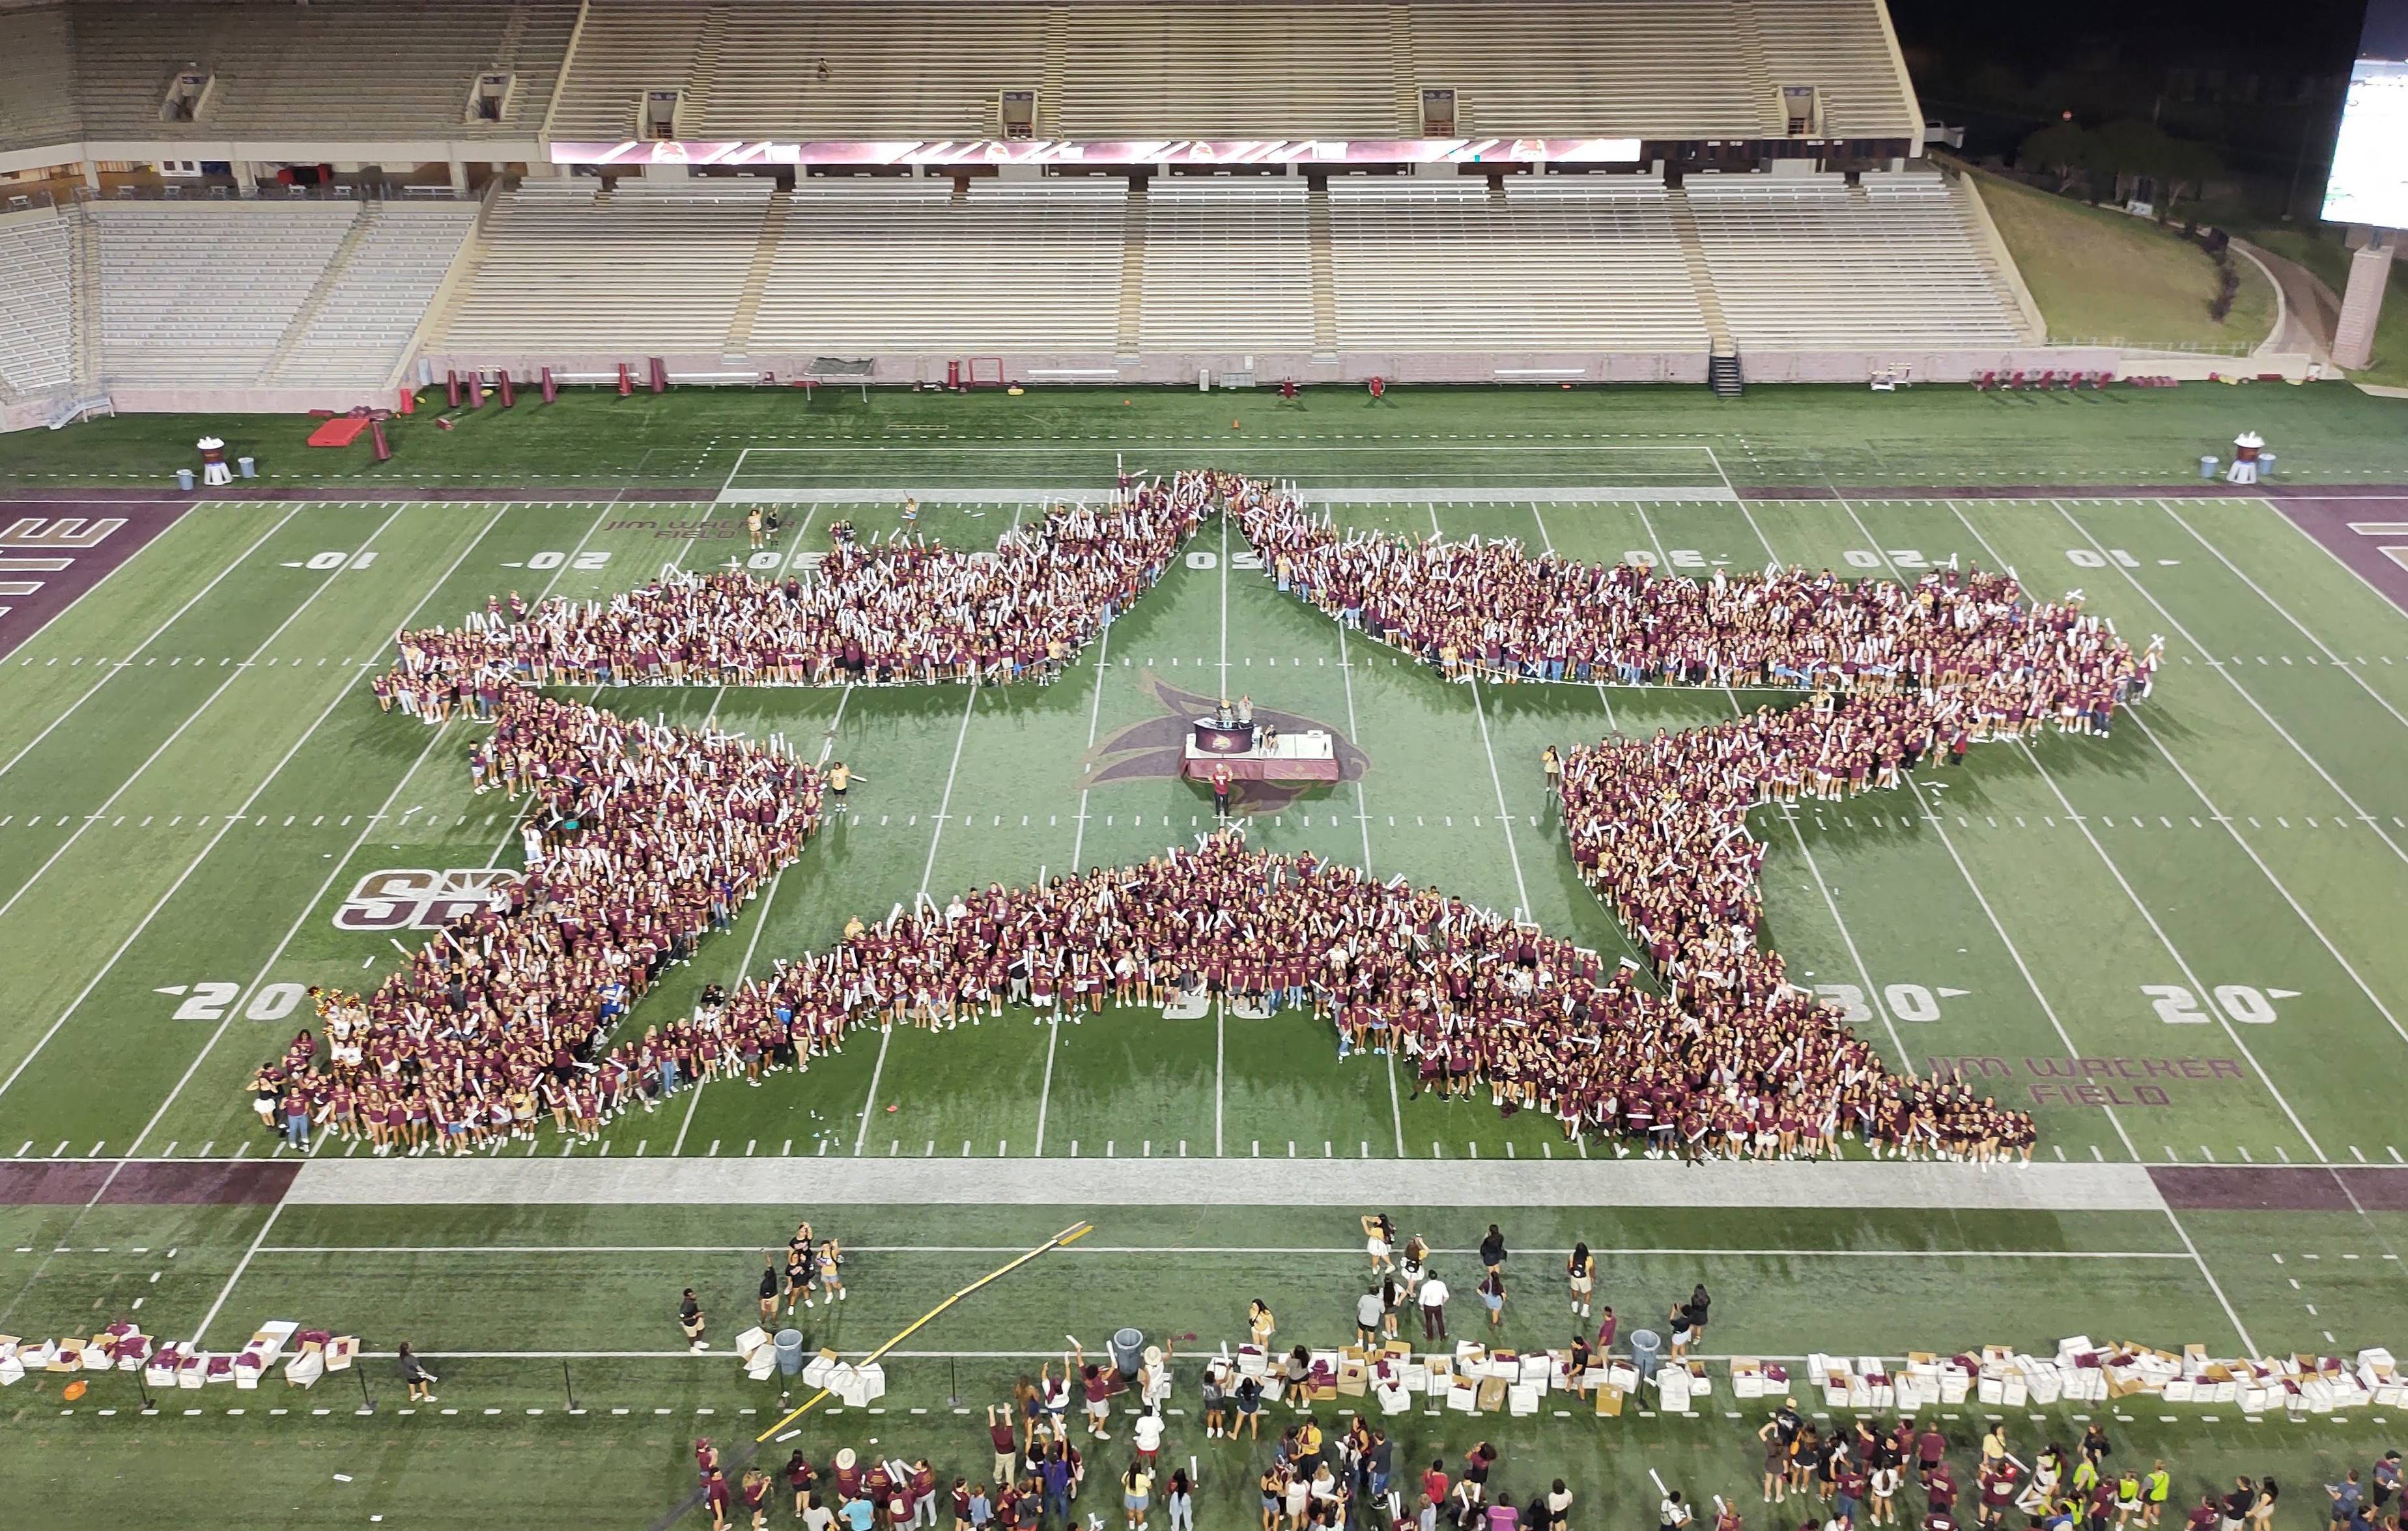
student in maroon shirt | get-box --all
[1424,1461,1452,1519]
[1917,1427,1948,1483]
[704,1469,733,1531]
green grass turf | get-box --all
[13,375,2408,492]
[8,393,2408,1526]
[0,1199,2401,1530]
[8,480,2408,1164]
[1972,173,2276,352]
[8,1382,2398,1531]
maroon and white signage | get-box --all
[0,505,188,660]
[548,135,1643,169]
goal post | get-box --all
[965,357,1004,388]
[804,356,875,404]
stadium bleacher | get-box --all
[550,2,1047,143]
[747,181,1124,358]
[0,0,2091,413]
[0,206,76,399]
[1137,181,1318,354]
[1327,178,1708,354]
[439,180,773,357]
[268,203,477,386]
[63,0,575,145]
[0,5,81,152]
[1683,173,2030,352]
[90,202,360,384]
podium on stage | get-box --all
[1180,715,1340,785]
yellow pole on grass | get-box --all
[754,1218,1095,1443]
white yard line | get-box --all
[2047,519,2408,1048]
[317,1347,1928,1364]
[0,505,420,1109]
[853,683,979,1155]
[1214,994,1226,1157]
[255,1241,2194,1261]
[1428,503,1531,921]
[0,502,309,783]
[1333,613,1404,1157]
[2052,499,2408,873]
[1217,512,1230,691]
[2157,499,2408,735]
[670,1081,706,1155]
[0,502,410,927]
[1632,497,1907,1065]
[122,506,522,1151]
[189,1202,284,1349]
[2263,491,2408,617]
[0,503,205,669]
[1757,501,2264,1343]
[709,677,853,1008]
[1938,503,2333,1160]
[1036,626,1115,1157]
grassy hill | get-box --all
[1972,167,2276,351]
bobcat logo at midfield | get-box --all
[1082,671,1368,811]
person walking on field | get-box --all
[1565,1241,1596,1320]
[1418,1271,1450,1340]
[1477,1269,1507,1329]
[398,1341,437,1403]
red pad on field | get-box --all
[306,416,371,448]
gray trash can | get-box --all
[1109,1327,1145,1379]
[1628,1328,1662,1382]
[2198,455,2218,479]
[2258,453,2276,478]
[237,455,256,479]
[773,1328,806,1377]
[175,468,195,491]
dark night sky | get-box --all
[1885,0,2369,77]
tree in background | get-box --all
[2018,120,2095,193]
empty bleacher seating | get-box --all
[68,0,576,143]
[440,179,773,354]
[1137,180,1315,352]
[748,180,1123,356]
[553,1,1045,142]
[270,204,476,385]
[1409,1,1768,139]
[1751,0,1918,141]
[1055,4,1402,138]
[1682,174,2030,351]
[1326,176,1708,352]
[0,208,76,397]
[89,202,360,384]
[0,5,81,151]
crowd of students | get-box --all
[375,476,1225,705]
[1225,488,2158,1160]
[249,688,822,1155]
[262,471,2155,1159]
[698,1441,941,1531]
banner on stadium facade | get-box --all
[545,137,1645,169]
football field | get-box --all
[5,393,2408,1526]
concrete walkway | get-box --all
[2233,236,2340,365]
[284,1155,2166,1211]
